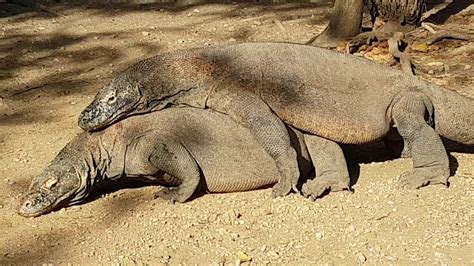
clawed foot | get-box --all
[301,178,350,201]
[398,171,448,189]
[272,150,300,198]
[154,187,187,203]
[271,181,293,198]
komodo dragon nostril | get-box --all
[24,200,32,208]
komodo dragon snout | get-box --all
[19,172,81,217]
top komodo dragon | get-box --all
[78,43,474,199]
[19,107,348,217]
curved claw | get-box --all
[271,182,293,198]
[301,178,350,200]
[398,171,448,190]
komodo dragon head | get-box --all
[78,61,193,131]
[78,75,145,131]
[18,162,83,217]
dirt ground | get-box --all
[0,1,473,264]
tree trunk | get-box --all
[308,0,364,47]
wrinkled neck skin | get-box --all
[67,133,116,206]
[423,84,474,145]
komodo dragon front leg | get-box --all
[125,134,201,203]
[301,135,351,200]
[206,84,300,198]
[392,92,450,188]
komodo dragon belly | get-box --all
[125,108,309,193]
[262,86,393,145]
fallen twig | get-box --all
[449,43,474,55]
[38,4,66,18]
[10,84,48,97]
[426,32,470,45]
[421,22,437,34]
[272,18,286,34]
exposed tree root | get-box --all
[306,28,347,48]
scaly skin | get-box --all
[20,108,349,217]
[78,43,473,195]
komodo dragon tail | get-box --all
[428,85,474,145]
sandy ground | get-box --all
[0,1,473,264]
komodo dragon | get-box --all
[77,43,474,199]
[19,108,349,217]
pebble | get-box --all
[315,232,324,240]
[141,31,151,36]
[235,251,251,262]
[464,64,471,70]
[427,61,445,72]
[177,39,185,44]
[357,253,367,263]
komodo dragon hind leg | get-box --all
[301,135,351,200]
[392,92,450,189]
[126,134,201,203]
[207,83,300,198]
[383,126,412,158]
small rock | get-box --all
[428,70,435,75]
[434,251,443,258]
[38,26,46,30]
[427,61,445,72]
[177,39,185,44]
[267,251,279,257]
[315,232,324,240]
[235,251,251,262]
[411,43,429,53]
[142,31,151,36]
[464,64,471,70]
[229,38,236,42]
[356,253,367,263]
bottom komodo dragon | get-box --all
[19,107,349,217]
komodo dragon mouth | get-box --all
[18,174,82,217]
[18,189,77,217]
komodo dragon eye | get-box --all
[45,177,58,188]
